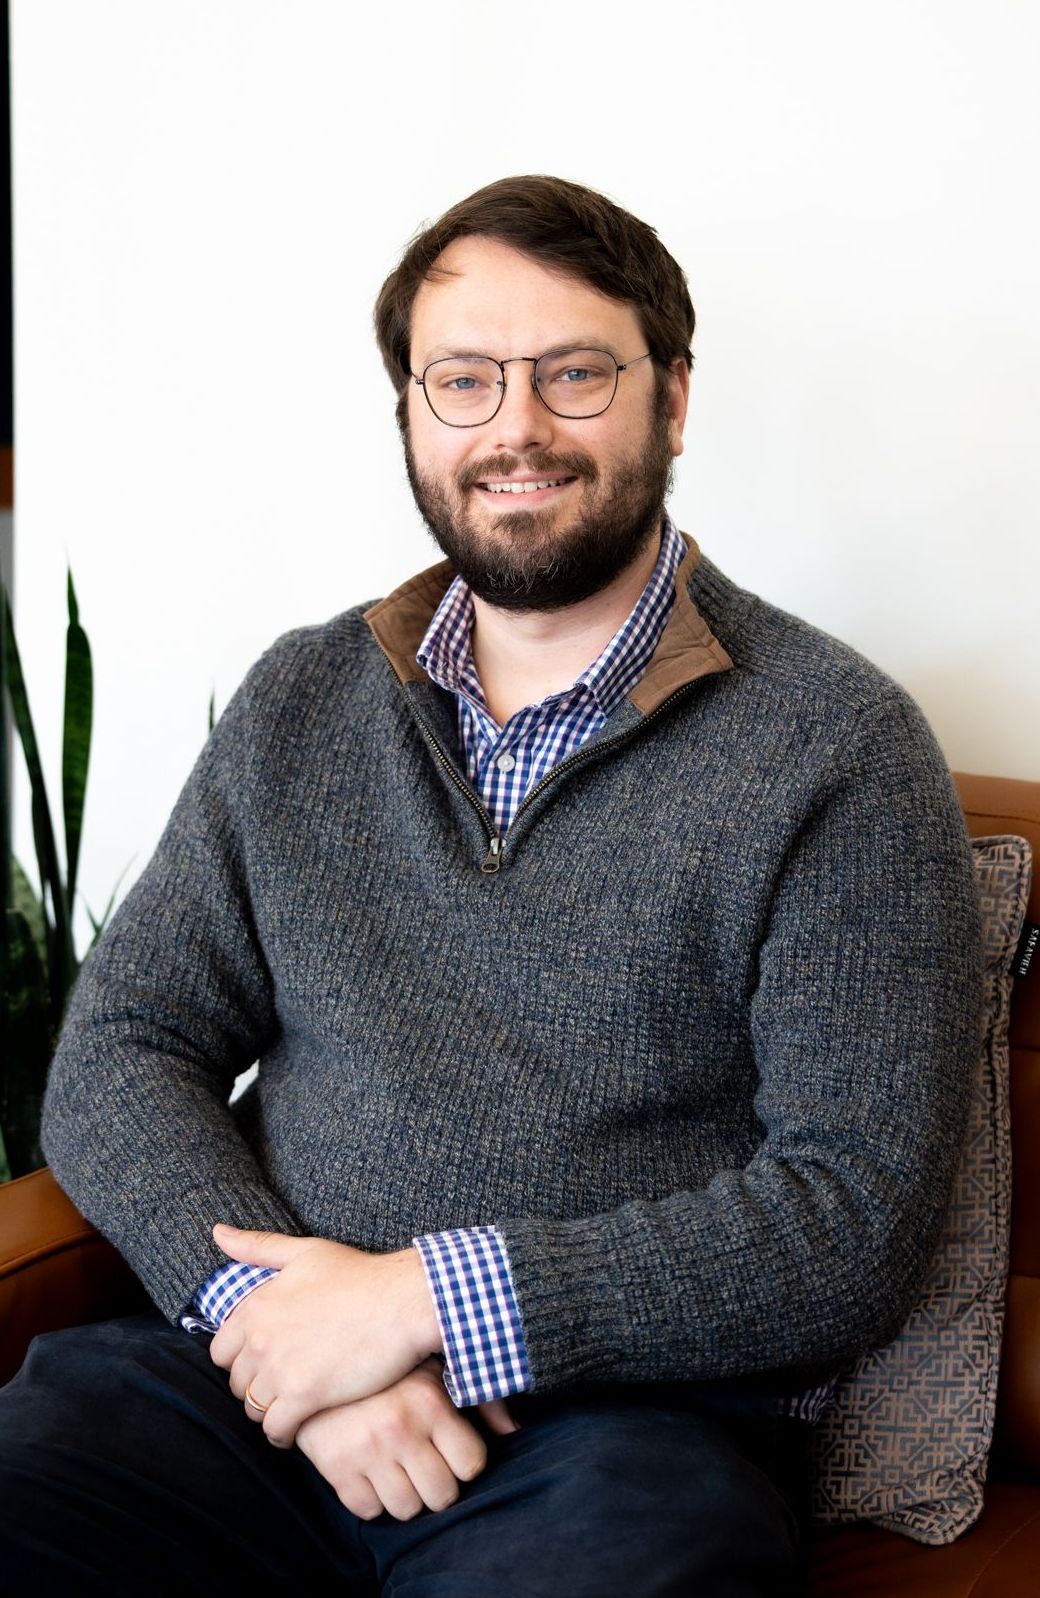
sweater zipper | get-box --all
[369,640,509,869]
[406,682,700,875]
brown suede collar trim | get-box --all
[362,531,733,718]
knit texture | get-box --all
[40,542,984,1403]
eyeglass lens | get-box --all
[422,349,619,424]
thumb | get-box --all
[477,1397,521,1435]
[212,1224,301,1269]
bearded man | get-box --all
[0,175,982,1597]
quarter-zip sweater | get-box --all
[40,533,984,1409]
[180,518,688,1409]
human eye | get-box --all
[541,351,612,387]
[428,359,492,395]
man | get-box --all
[0,175,982,1595]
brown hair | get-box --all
[373,174,695,422]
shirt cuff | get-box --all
[178,1260,278,1334]
[412,1225,533,1407]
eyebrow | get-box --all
[420,337,622,366]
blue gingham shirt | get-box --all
[181,514,685,1408]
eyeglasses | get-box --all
[410,347,653,428]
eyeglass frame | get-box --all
[408,347,655,428]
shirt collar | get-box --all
[364,520,733,720]
[416,514,686,716]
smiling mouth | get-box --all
[475,476,578,496]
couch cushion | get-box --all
[808,835,1031,1543]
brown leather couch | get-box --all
[1,771,1037,1592]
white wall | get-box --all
[10,0,1040,948]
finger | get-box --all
[432,1415,488,1485]
[400,1440,466,1515]
[260,1396,301,1451]
[208,1321,246,1372]
[229,1360,271,1424]
[244,1393,272,1427]
[477,1397,521,1435]
[369,1460,424,1522]
[338,1476,385,1522]
[211,1224,303,1270]
[225,1355,248,1402]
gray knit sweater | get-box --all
[41,535,984,1404]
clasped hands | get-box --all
[207,1224,518,1521]
[207,1223,443,1448]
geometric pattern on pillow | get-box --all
[808,834,1032,1544]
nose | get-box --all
[488,358,556,454]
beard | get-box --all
[400,384,676,613]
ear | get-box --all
[665,358,690,459]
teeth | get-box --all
[483,478,570,494]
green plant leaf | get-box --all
[11,855,47,969]
[1,586,10,1087]
[62,569,93,913]
[1,908,52,1178]
[1,584,75,1024]
[84,856,135,951]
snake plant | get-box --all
[1,573,125,1181]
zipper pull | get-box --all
[480,835,503,875]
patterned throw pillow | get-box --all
[808,833,1032,1545]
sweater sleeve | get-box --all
[40,648,309,1325]
[491,688,985,1397]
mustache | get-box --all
[458,453,598,490]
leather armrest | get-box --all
[0,1167,150,1387]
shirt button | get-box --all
[496,753,516,772]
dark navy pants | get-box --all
[0,1310,810,1595]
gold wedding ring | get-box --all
[245,1381,271,1415]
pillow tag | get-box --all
[1014,921,1038,981]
